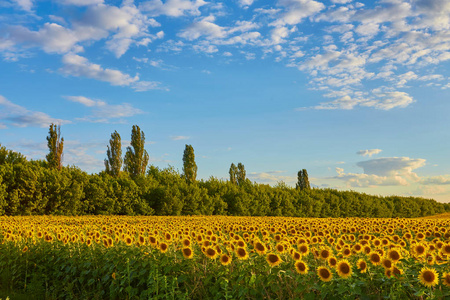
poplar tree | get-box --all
[105,130,122,177]
[229,163,237,185]
[123,125,149,178]
[182,144,197,184]
[46,123,64,170]
[237,162,246,186]
[296,169,311,191]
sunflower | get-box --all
[317,266,333,282]
[236,247,249,260]
[138,235,145,246]
[319,248,331,260]
[369,252,382,266]
[413,243,427,257]
[205,247,218,259]
[298,243,309,256]
[356,259,367,273]
[124,235,133,246]
[442,272,450,287]
[292,251,301,261]
[181,237,191,248]
[275,243,286,253]
[216,253,231,266]
[149,236,158,247]
[327,256,338,268]
[253,241,267,254]
[381,258,393,270]
[342,247,351,257]
[418,267,439,287]
[392,266,404,278]
[266,253,282,267]
[22,246,28,253]
[182,247,194,259]
[294,261,308,275]
[336,259,352,279]
[387,249,402,263]
[441,243,450,256]
[385,268,393,278]
[159,242,169,253]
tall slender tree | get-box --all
[123,125,149,178]
[229,163,237,185]
[105,130,122,177]
[46,123,64,170]
[237,162,246,186]
[296,169,311,191]
[182,144,197,184]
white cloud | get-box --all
[139,0,206,17]
[56,0,103,5]
[170,135,190,140]
[0,95,71,128]
[334,157,426,187]
[271,0,325,27]
[238,0,254,8]
[65,95,144,122]
[420,175,450,185]
[12,0,33,11]
[178,16,227,40]
[59,53,164,91]
[60,53,138,85]
[357,149,382,157]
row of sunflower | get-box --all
[0,215,450,299]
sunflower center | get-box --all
[423,271,435,282]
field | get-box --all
[1,215,450,299]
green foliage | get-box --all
[123,125,149,178]
[45,124,64,171]
[229,163,237,185]
[296,169,311,191]
[104,131,122,177]
[0,145,449,217]
[182,145,197,184]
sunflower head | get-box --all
[442,272,450,287]
[418,267,439,287]
[220,254,232,266]
[294,261,308,275]
[236,247,249,260]
[327,256,337,268]
[317,266,333,282]
[182,247,193,259]
[369,252,381,266]
[266,253,282,267]
[336,259,352,279]
[356,259,367,273]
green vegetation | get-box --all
[0,141,448,217]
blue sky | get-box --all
[1,0,450,202]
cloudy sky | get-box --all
[1,0,449,202]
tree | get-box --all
[123,125,149,178]
[229,163,237,185]
[46,123,64,170]
[296,169,311,191]
[237,162,246,186]
[182,144,197,184]
[105,131,122,177]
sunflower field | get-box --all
[1,215,450,299]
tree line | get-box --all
[0,124,448,217]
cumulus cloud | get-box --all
[420,175,450,185]
[335,157,426,187]
[3,2,160,58]
[139,0,206,17]
[11,0,33,11]
[357,149,382,157]
[65,96,144,122]
[0,95,71,128]
[59,53,163,91]
[271,0,325,27]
